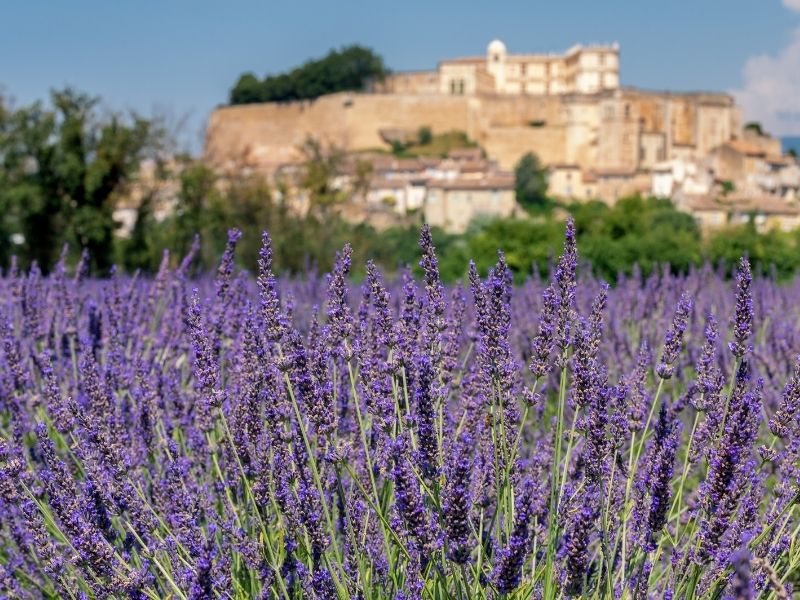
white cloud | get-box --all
[732,26,800,136]
[783,0,800,11]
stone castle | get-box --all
[205,40,743,179]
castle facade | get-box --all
[379,40,620,96]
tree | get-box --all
[229,45,388,104]
[514,152,549,210]
[0,88,154,273]
[418,126,433,145]
[229,73,265,105]
[744,122,764,136]
[299,137,346,214]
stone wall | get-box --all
[205,93,471,171]
[205,89,741,176]
[480,125,567,170]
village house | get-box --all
[547,164,597,201]
[330,150,518,233]
[711,140,768,194]
[678,192,800,233]
[651,159,713,198]
[424,175,517,233]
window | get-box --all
[624,104,631,119]
[458,80,465,95]
[450,80,456,95]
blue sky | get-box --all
[3,0,800,150]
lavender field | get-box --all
[1,221,799,599]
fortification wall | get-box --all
[204,89,741,174]
[481,125,567,170]
[205,93,472,171]
[205,92,573,172]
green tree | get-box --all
[0,88,154,272]
[229,45,388,104]
[299,137,346,215]
[229,73,265,105]
[744,122,764,136]
[514,152,549,211]
[418,126,433,145]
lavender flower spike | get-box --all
[729,256,753,358]
[656,291,693,379]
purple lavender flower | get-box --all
[441,433,475,564]
[656,292,693,379]
[642,404,681,551]
[411,353,440,479]
[626,341,651,431]
[770,355,800,438]
[729,257,753,358]
[390,437,439,556]
[698,377,762,562]
[694,314,722,409]
[528,284,558,379]
[554,217,578,363]
[419,225,446,354]
[257,231,286,342]
[325,244,354,359]
[493,479,538,594]
[215,228,242,303]
[725,547,753,600]
[560,483,598,596]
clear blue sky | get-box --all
[3,0,800,150]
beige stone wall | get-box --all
[205,93,471,171]
[380,71,440,95]
[480,126,567,170]
[424,187,516,233]
[439,63,479,95]
[696,103,736,156]
[205,89,742,178]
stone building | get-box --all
[424,175,516,233]
[206,39,743,208]
[379,40,620,97]
[681,193,800,233]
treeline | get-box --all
[229,45,388,105]
[122,188,800,284]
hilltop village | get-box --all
[202,40,799,233]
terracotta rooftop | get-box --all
[688,194,800,215]
[448,147,484,160]
[725,140,767,157]
[582,171,598,183]
[427,175,515,190]
[594,168,637,177]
